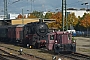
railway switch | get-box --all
[52,55,56,60]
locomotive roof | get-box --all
[47,31,70,35]
[16,24,25,27]
[56,31,69,34]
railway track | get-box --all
[37,48,90,60]
[0,45,46,60]
[0,43,90,60]
[0,49,26,60]
[59,52,90,60]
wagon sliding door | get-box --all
[19,31,23,43]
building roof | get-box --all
[67,9,90,17]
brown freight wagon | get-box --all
[15,24,25,43]
[0,25,8,42]
[8,25,18,43]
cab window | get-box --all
[50,35,54,40]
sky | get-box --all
[0,0,90,14]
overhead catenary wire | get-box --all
[67,0,83,6]
[56,0,85,11]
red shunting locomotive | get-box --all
[46,31,76,54]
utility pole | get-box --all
[65,0,68,30]
[30,0,34,13]
[4,0,8,20]
[31,0,32,12]
[62,0,67,31]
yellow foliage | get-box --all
[67,13,78,27]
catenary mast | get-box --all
[4,0,8,20]
[62,0,67,31]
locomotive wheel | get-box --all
[53,45,59,54]
[71,44,76,53]
[35,42,40,49]
[54,49,59,54]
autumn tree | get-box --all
[80,13,90,28]
[48,22,61,29]
[80,13,90,32]
[17,14,26,19]
[27,13,36,18]
[79,13,90,36]
[67,13,78,29]
[48,12,62,29]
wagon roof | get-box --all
[0,25,9,28]
[8,25,19,28]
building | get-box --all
[9,13,19,19]
[11,18,56,25]
[0,15,5,20]
[67,8,90,17]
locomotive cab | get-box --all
[46,32,56,50]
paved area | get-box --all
[75,37,90,56]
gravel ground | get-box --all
[0,43,71,60]
[0,37,90,60]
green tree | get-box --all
[45,12,53,19]
[32,11,44,18]
[27,13,36,18]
